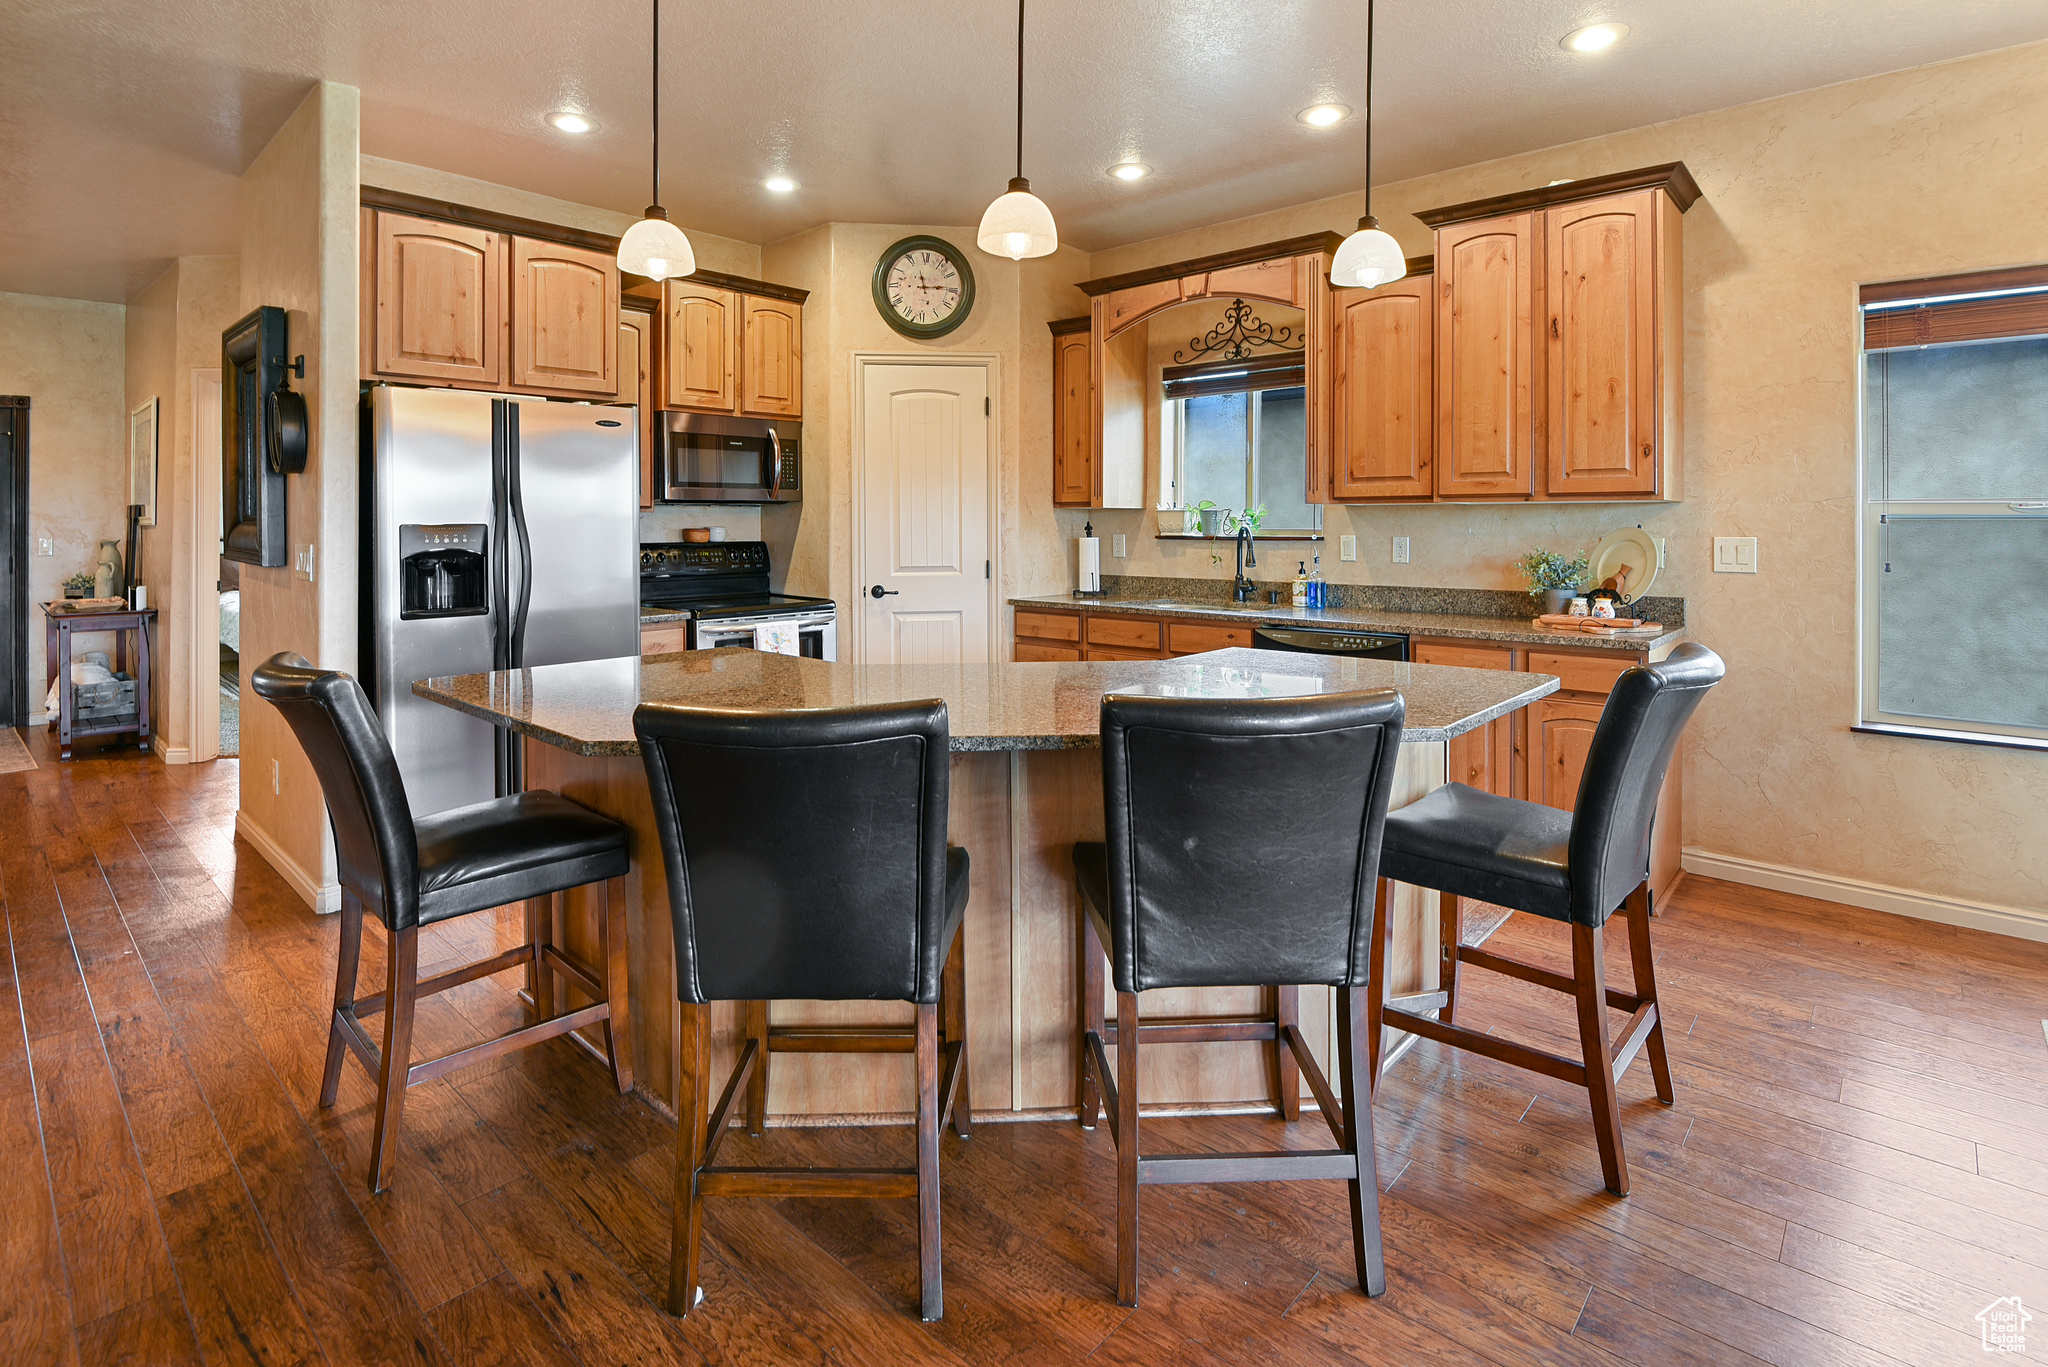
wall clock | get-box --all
[872,235,976,340]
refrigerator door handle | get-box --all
[510,427,533,668]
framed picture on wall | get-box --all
[129,397,158,527]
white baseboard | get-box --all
[1681,847,2048,944]
[157,737,191,765]
[234,810,341,914]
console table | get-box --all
[42,602,156,759]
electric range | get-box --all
[640,540,837,659]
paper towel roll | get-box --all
[1076,536,1101,594]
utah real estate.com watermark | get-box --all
[1980,1297,2030,1354]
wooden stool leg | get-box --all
[1077,908,1104,1129]
[598,878,633,1094]
[1366,879,1391,1098]
[1622,882,1673,1104]
[368,926,419,1194]
[320,892,365,1108]
[1573,921,1629,1196]
[1336,987,1387,1297]
[942,925,972,1140]
[1272,984,1300,1121]
[527,894,555,1022]
[743,1000,769,1135]
[669,1003,711,1316]
[1115,989,1141,1308]
[915,1003,944,1322]
[1439,890,1463,1025]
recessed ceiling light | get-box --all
[1560,22,1628,53]
[1297,103,1351,128]
[762,176,798,193]
[548,110,597,134]
[1107,162,1151,182]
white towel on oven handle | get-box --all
[754,621,799,657]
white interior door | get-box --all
[857,361,992,666]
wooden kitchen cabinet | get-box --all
[511,237,618,395]
[664,283,739,412]
[366,209,505,387]
[1532,696,1606,811]
[1332,272,1434,501]
[642,621,691,657]
[1435,213,1538,498]
[1049,317,1093,507]
[1414,640,1515,798]
[1167,621,1256,654]
[619,305,655,508]
[742,295,803,418]
[1015,641,1082,662]
[1083,615,1164,656]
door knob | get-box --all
[869,584,899,599]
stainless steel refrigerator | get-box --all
[363,385,638,816]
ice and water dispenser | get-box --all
[399,524,488,620]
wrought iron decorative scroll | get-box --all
[1173,298,1303,364]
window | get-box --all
[1162,354,1321,534]
[1858,267,2048,749]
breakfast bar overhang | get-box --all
[415,647,1562,1122]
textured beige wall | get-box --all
[0,291,128,715]
[1047,41,2048,915]
[237,82,360,908]
[359,155,761,279]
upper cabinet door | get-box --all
[1051,329,1094,507]
[1545,190,1661,496]
[740,296,803,418]
[1332,276,1434,501]
[371,210,505,386]
[1436,213,1536,497]
[618,311,654,508]
[511,238,618,395]
[664,283,738,412]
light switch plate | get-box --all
[1112,533,1126,558]
[1713,536,1759,574]
[1392,536,1410,564]
[36,537,54,556]
[1339,535,1357,562]
[293,543,316,582]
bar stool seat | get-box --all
[1380,783,1575,919]
[413,791,631,919]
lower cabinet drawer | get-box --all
[1167,622,1255,654]
[1015,609,1081,643]
[1014,640,1082,662]
[1414,640,1514,671]
[642,622,691,657]
[1084,644,1164,661]
[1526,650,1636,697]
[1084,615,1163,651]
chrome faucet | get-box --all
[1232,524,1258,603]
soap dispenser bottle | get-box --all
[1309,554,1325,609]
[1292,561,1308,607]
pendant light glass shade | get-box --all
[1330,216,1406,289]
[978,177,1058,260]
[619,207,695,281]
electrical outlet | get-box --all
[1339,535,1357,562]
[293,543,316,582]
[1112,533,1126,558]
[1392,536,1410,564]
[270,759,280,795]
[36,537,54,556]
[1713,536,1759,573]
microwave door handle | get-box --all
[767,428,781,498]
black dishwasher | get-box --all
[1251,625,1409,661]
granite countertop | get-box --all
[1010,592,1686,652]
[414,647,1560,758]
[639,609,691,625]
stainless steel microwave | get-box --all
[659,412,801,503]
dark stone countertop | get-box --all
[639,609,692,626]
[413,648,1560,758]
[1009,592,1686,652]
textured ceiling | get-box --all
[4,0,2046,302]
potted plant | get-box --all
[62,572,95,600]
[1156,504,1196,535]
[1515,547,1590,616]
[1191,500,1224,536]
[1224,505,1267,537]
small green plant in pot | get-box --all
[1516,547,1590,616]
[1190,499,1224,536]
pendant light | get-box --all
[977,0,1057,261]
[617,0,695,281]
[1328,0,1406,289]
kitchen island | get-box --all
[416,648,1558,1124]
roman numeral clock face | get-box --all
[872,237,976,339]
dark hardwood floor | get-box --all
[4,725,2045,1366]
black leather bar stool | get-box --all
[251,653,633,1193]
[1073,688,1407,1307]
[635,698,971,1323]
[1370,642,1724,1196]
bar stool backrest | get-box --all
[635,699,954,1005]
[250,652,421,929]
[1567,641,1726,926]
[1099,689,1407,993]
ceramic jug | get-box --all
[94,539,123,599]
